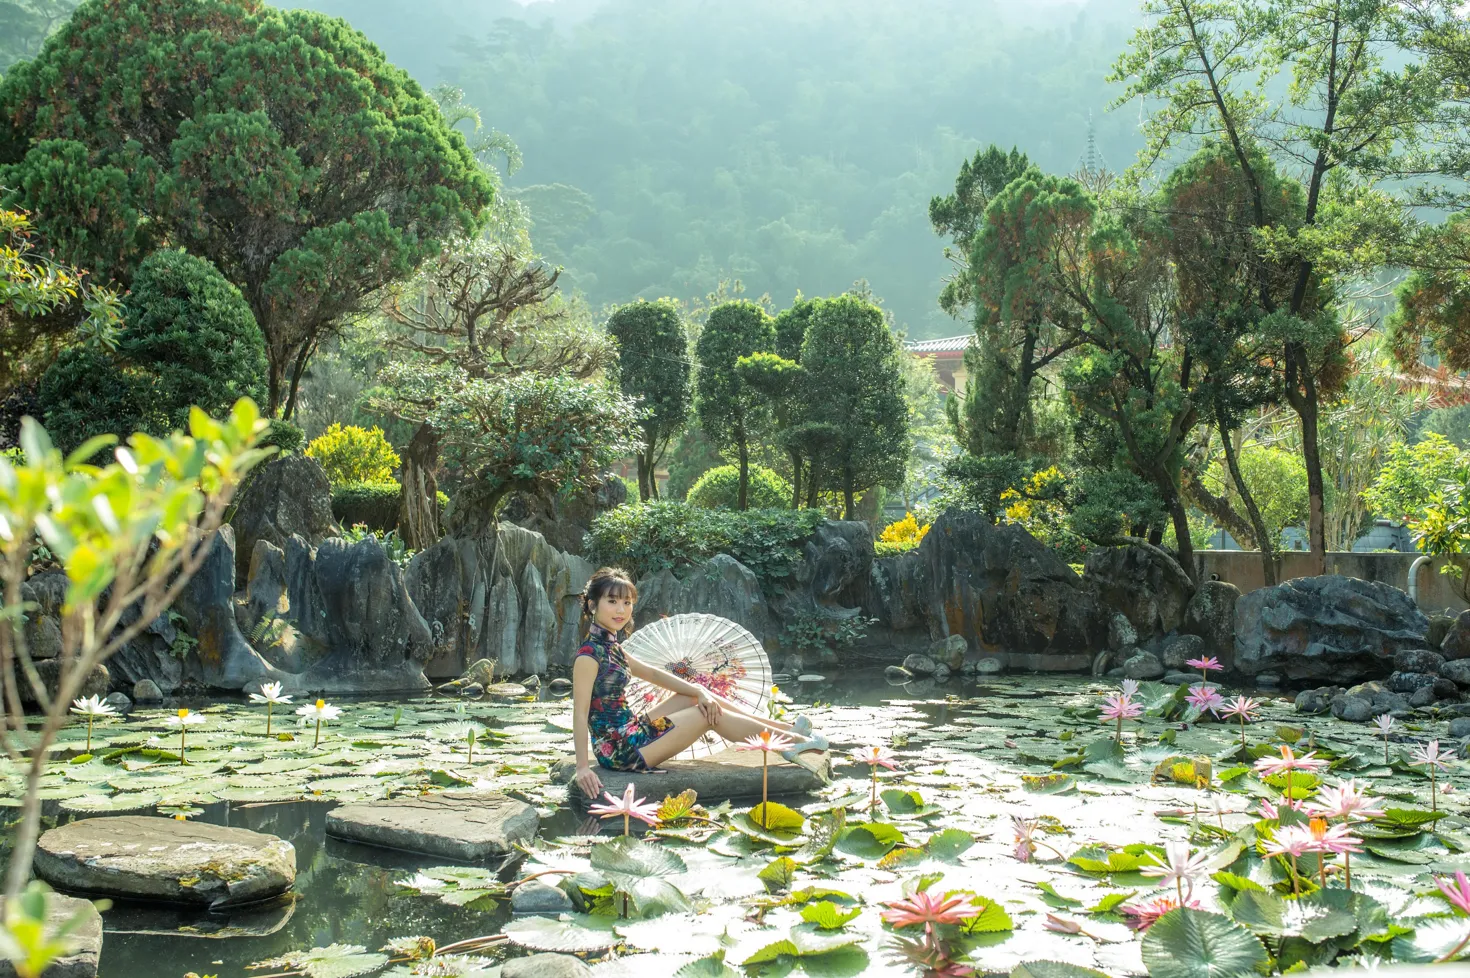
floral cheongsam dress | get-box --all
[578,622,674,771]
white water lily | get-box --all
[164,708,205,764]
[249,681,293,735]
[69,695,116,752]
[297,698,343,748]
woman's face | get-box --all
[593,589,634,632]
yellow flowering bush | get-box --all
[305,424,400,486]
[877,512,931,556]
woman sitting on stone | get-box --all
[571,566,827,798]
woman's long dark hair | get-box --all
[580,566,638,639]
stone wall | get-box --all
[1197,551,1469,613]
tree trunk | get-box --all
[1290,347,1329,576]
[398,423,441,551]
[843,472,855,521]
[1166,488,1200,588]
[266,356,285,418]
[788,449,803,509]
[737,438,749,511]
[1218,414,1278,586]
[635,453,652,502]
[282,335,318,422]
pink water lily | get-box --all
[1141,840,1211,905]
[1185,684,1224,717]
[1185,656,1223,683]
[1121,894,1201,931]
[1409,740,1452,812]
[587,783,660,836]
[1255,745,1328,801]
[1374,714,1395,763]
[738,729,796,824]
[881,890,978,936]
[1307,779,1385,822]
[852,743,899,811]
[1219,695,1260,748]
[1100,693,1142,741]
[1436,872,1470,962]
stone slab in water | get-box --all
[553,747,829,804]
[0,892,102,978]
[34,816,295,908]
[325,791,538,861]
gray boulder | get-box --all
[1388,671,1438,694]
[1083,545,1193,643]
[932,664,952,682]
[554,748,827,804]
[502,954,592,978]
[1295,686,1342,715]
[1183,580,1240,666]
[0,892,101,978]
[884,665,913,682]
[903,653,938,675]
[1162,671,1198,686]
[1331,694,1375,723]
[1411,686,1438,708]
[1430,613,1458,651]
[1396,649,1446,675]
[975,657,1004,675]
[1234,575,1431,681]
[1450,716,1470,739]
[103,692,130,712]
[132,679,163,703]
[865,510,1103,658]
[21,660,108,707]
[1108,613,1138,653]
[1444,659,1470,688]
[1162,634,1206,670]
[35,816,295,907]
[511,881,573,915]
[1443,611,1470,661]
[173,526,280,689]
[228,453,338,583]
[634,553,777,648]
[1122,650,1165,680]
[1255,673,1283,688]
[498,472,627,556]
[930,634,967,670]
[326,792,538,860]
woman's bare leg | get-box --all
[639,705,803,768]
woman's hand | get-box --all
[576,765,603,798]
[697,690,721,725]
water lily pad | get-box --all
[504,913,620,952]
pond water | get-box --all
[9,667,1470,976]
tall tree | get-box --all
[375,237,613,548]
[956,166,1087,458]
[0,0,493,418]
[606,299,692,501]
[800,294,911,519]
[695,300,776,510]
[929,145,1033,320]
[1110,0,1440,574]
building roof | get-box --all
[905,334,974,355]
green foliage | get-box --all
[663,426,726,502]
[695,300,776,509]
[258,419,305,456]
[799,294,910,517]
[781,611,874,660]
[306,424,400,487]
[415,373,642,530]
[1068,469,1168,545]
[0,0,494,414]
[331,482,401,534]
[687,464,790,511]
[930,144,1032,319]
[1204,444,1308,547]
[1419,404,1470,450]
[1364,433,1470,528]
[585,501,823,587]
[339,523,417,568]
[607,299,692,501]
[38,249,266,452]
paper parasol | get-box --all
[622,613,771,758]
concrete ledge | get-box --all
[553,748,829,805]
[326,791,538,861]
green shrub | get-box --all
[874,539,919,559]
[260,419,305,455]
[307,423,400,486]
[687,464,791,509]
[332,482,448,534]
[38,249,268,452]
[586,501,823,586]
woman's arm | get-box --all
[572,654,602,797]
[626,652,720,722]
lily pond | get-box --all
[10,668,1470,977]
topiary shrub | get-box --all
[586,501,823,588]
[260,419,306,455]
[687,464,791,510]
[331,482,449,534]
[38,249,268,452]
[306,423,400,486]
[332,482,402,533]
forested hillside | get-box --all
[288,0,1143,337]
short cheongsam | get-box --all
[578,623,674,771]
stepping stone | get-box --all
[325,791,537,861]
[0,892,102,978]
[34,816,295,908]
[553,747,830,805]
